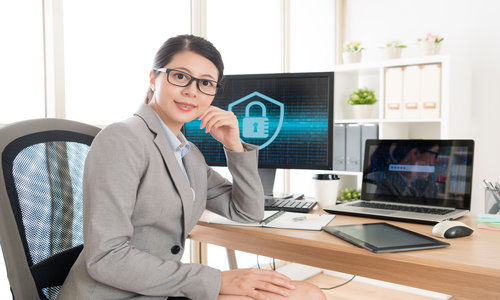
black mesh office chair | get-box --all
[0,118,100,300]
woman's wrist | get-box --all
[224,142,244,152]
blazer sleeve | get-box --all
[205,143,265,223]
[83,123,221,300]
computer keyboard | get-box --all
[348,201,454,215]
[265,198,316,213]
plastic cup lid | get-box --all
[313,174,340,180]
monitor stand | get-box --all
[258,168,296,200]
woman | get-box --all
[58,35,325,300]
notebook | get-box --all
[324,139,474,224]
[209,211,335,231]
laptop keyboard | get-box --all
[349,202,455,215]
[265,198,316,213]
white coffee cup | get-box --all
[313,174,340,208]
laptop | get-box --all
[324,139,474,224]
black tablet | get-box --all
[322,222,450,253]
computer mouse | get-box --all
[432,220,474,238]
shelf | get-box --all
[330,62,380,73]
[332,170,363,176]
[327,54,448,190]
[334,118,442,124]
[330,54,449,73]
[381,119,442,123]
[381,55,449,68]
[334,119,380,124]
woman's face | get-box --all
[149,50,219,133]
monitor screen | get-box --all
[361,139,474,209]
[183,72,334,169]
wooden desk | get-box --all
[189,210,500,299]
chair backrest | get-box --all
[0,118,100,300]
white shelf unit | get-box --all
[330,55,450,189]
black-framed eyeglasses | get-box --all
[425,150,440,159]
[154,68,221,96]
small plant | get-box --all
[383,40,407,48]
[343,41,365,53]
[417,32,444,44]
[339,188,361,202]
[347,87,377,105]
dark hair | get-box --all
[392,144,439,163]
[144,34,224,103]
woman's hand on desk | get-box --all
[220,268,296,299]
[199,106,244,152]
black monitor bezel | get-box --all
[361,139,474,210]
[184,71,334,170]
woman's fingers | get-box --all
[253,281,291,297]
[220,269,296,299]
[200,109,230,130]
[199,109,224,129]
[251,268,293,284]
[246,268,296,290]
[251,290,271,300]
[204,115,227,133]
[198,105,217,121]
[204,113,237,132]
[255,273,296,290]
[206,116,237,133]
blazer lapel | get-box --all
[134,104,193,237]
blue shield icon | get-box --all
[228,91,284,150]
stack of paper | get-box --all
[476,214,500,231]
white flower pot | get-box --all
[434,43,441,54]
[343,51,362,64]
[381,47,402,60]
[419,41,441,56]
[351,105,374,119]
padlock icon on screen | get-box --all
[242,101,269,138]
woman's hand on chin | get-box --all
[199,106,244,152]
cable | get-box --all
[320,275,356,290]
[260,255,354,289]
[259,256,353,289]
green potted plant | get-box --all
[343,41,364,64]
[347,87,377,119]
[380,40,407,60]
[417,32,444,55]
[338,188,361,203]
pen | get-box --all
[485,180,500,198]
[291,215,321,222]
[483,179,495,190]
[483,179,500,214]
[489,181,500,194]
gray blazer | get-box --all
[57,104,264,300]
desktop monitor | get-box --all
[184,72,334,194]
[183,72,334,195]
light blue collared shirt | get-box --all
[155,114,195,201]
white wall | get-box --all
[344,0,500,213]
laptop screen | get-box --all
[361,140,474,209]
